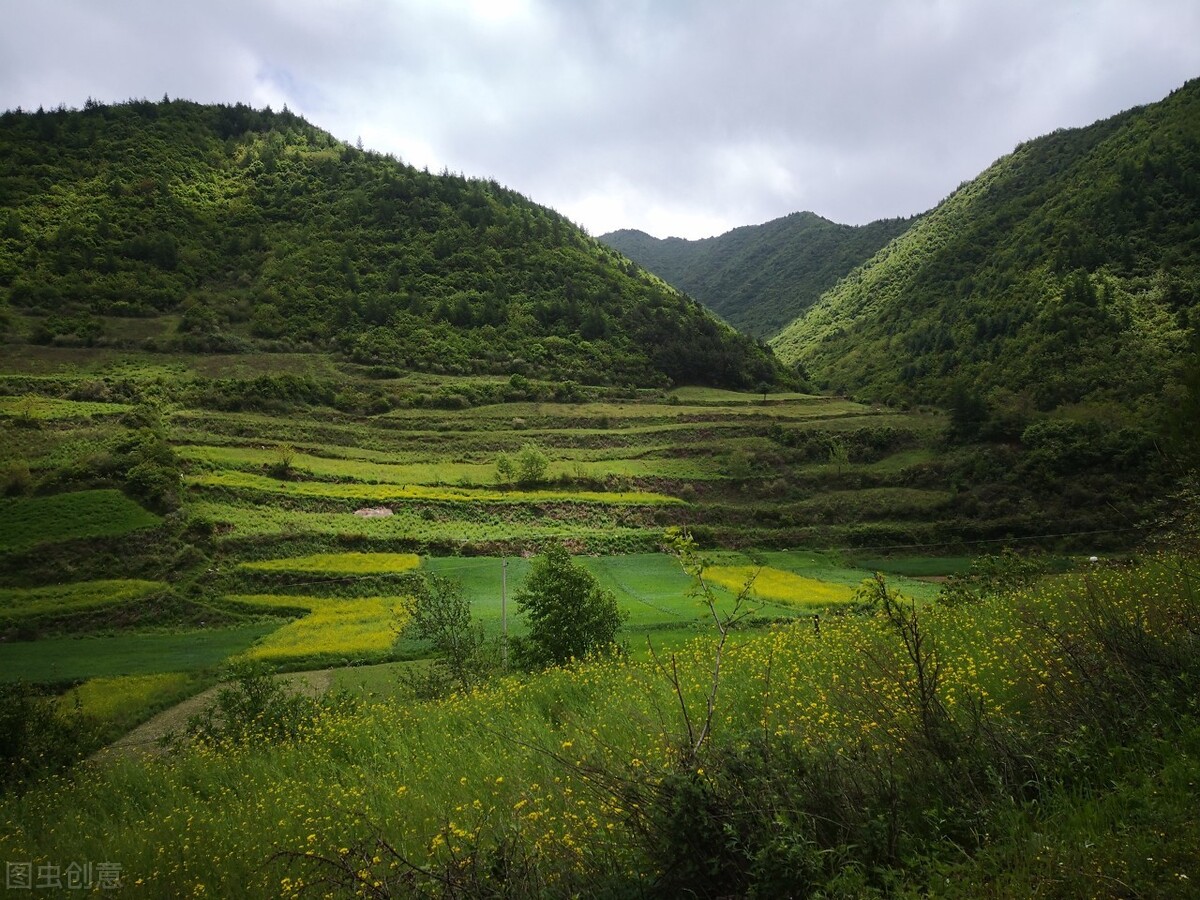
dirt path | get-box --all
[96,669,336,759]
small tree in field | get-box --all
[515,442,549,486]
[513,541,624,669]
[404,575,491,695]
[494,451,515,486]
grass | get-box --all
[221,594,410,665]
[0,395,134,419]
[59,671,208,735]
[186,470,683,505]
[2,558,1193,895]
[178,444,717,483]
[191,500,660,552]
[0,579,166,624]
[0,489,161,553]
[240,552,422,575]
[0,624,278,683]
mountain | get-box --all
[599,211,915,338]
[0,99,783,389]
[771,79,1200,446]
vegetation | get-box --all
[0,81,1197,895]
[512,541,625,668]
[601,211,915,338]
[0,99,784,390]
[0,489,161,552]
[772,78,1200,465]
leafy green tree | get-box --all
[513,542,624,668]
[515,442,549,486]
[494,451,514,485]
[405,575,491,694]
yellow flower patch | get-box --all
[703,566,855,607]
[240,552,422,575]
[225,594,410,662]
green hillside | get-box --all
[0,99,782,389]
[772,79,1200,452]
[600,211,914,338]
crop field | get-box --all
[0,624,278,683]
[0,353,969,744]
[240,552,422,575]
[221,594,409,666]
[0,395,134,419]
[186,470,684,505]
[0,579,166,626]
[0,489,162,553]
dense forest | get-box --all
[601,211,914,338]
[0,99,784,390]
[771,78,1200,459]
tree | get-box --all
[494,451,514,485]
[515,442,549,485]
[513,542,624,668]
[405,575,491,695]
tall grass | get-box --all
[0,557,1194,895]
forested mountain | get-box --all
[0,99,783,389]
[600,212,915,338]
[772,79,1200,449]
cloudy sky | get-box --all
[2,1,1198,240]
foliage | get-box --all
[512,541,625,668]
[0,682,95,794]
[773,77,1200,437]
[402,574,494,696]
[0,99,785,390]
[182,661,326,748]
[515,441,549,486]
[938,547,1050,606]
[601,211,915,339]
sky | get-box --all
[1,1,1198,240]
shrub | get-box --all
[515,442,549,486]
[512,541,624,668]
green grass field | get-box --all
[0,489,162,553]
[0,395,134,419]
[0,624,278,683]
[0,579,166,624]
[186,470,683,505]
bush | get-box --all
[515,442,549,486]
[181,661,325,748]
[512,542,624,668]
[0,683,95,793]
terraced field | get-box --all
[0,350,970,741]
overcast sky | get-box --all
[2,1,1198,240]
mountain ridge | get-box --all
[600,210,916,338]
[0,98,784,390]
[770,78,1200,449]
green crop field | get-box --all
[0,395,134,419]
[0,579,166,625]
[0,624,278,683]
[0,489,162,553]
[186,469,684,505]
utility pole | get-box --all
[501,556,508,668]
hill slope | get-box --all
[771,79,1200,439]
[0,99,782,389]
[600,211,915,338]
